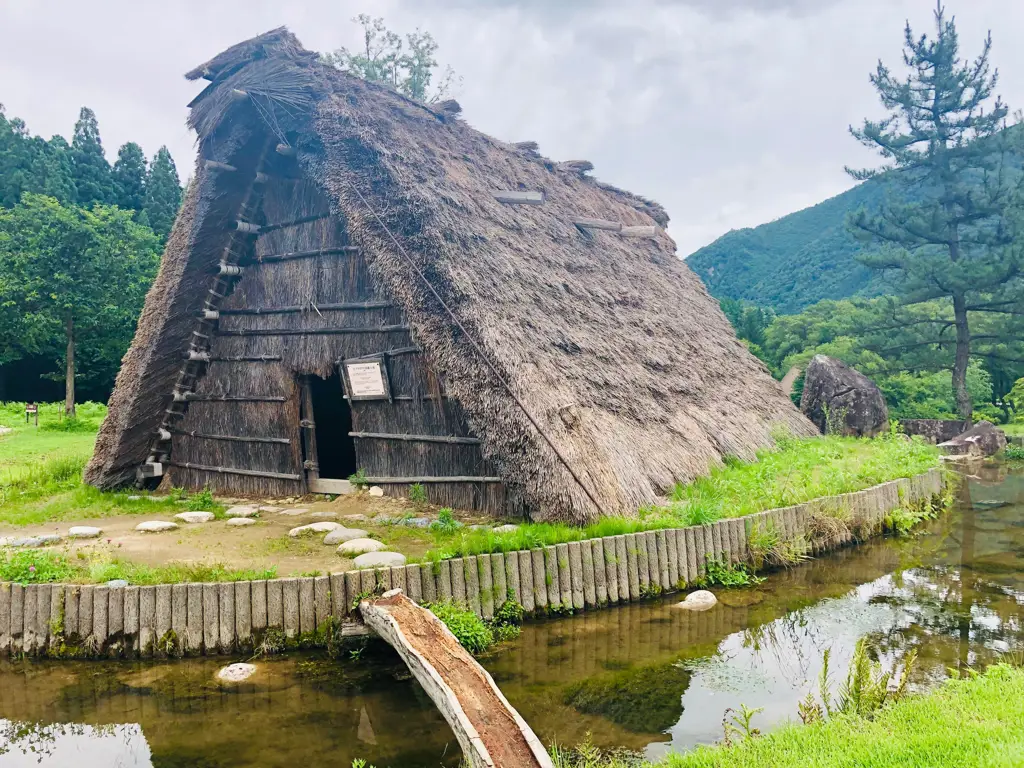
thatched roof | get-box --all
[86,29,815,522]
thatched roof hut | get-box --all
[84,29,814,523]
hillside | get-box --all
[686,180,888,314]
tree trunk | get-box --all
[65,314,76,418]
[951,293,972,420]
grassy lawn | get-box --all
[554,664,1024,768]
[1003,422,1024,437]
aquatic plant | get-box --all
[698,560,763,588]
[745,522,809,570]
[722,704,763,746]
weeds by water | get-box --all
[425,593,524,654]
[745,522,809,570]
[697,560,763,588]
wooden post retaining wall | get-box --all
[0,468,945,659]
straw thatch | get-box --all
[85,29,815,523]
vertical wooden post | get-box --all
[299,376,319,492]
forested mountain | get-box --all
[686,180,889,314]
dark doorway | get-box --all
[309,372,357,479]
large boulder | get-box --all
[938,421,1007,457]
[900,419,971,444]
[800,355,888,437]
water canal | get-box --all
[2,463,1022,767]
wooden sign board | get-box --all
[25,403,38,413]
[342,357,391,401]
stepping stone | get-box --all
[673,590,718,612]
[353,551,407,569]
[343,514,369,522]
[175,511,215,524]
[136,520,179,533]
[368,486,385,498]
[68,526,102,539]
[492,524,519,533]
[288,521,343,537]
[0,535,60,548]
[227,518,256,527]
[106,579,129,589]
[217,662,257,683]
[337,538,386,556]
[278,508,309,517]
[258,505,281,513]
[225,505,258,518]
[404,517,431,528]
[323,527,369,545]
[310,511,338,519]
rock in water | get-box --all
[323,527,369,545]
[673,590,718,611]
[800,355,888,437]
[174,511,215,524]
[217,663,257,683]
[938,421,1007,457]
[68,526,102,539]
[135,521,179,533]
[337,538,386,556]
[353,551,407,568]
[288,521,342,537]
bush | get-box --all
[427,601,494,654]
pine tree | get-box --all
[70,106,115,206]
[112,142,147,211]
[31,135,77,204]
[847,3,1024,419]
[144,146,182,239]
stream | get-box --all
[2,463,1022,767]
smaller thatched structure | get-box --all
[85,29,814,523]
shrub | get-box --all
[1005,444,1024,460]
[427,601,494,654]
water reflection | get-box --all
[1,464,1021,766]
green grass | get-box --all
[0,548,276,585]
[551,665,1024,768]
[1002,422,1024,437]
[423,431,939,561]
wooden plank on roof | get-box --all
[493,190,545,205]
[573,218,622,232]
[619,225,659,238]
[349,432,482,446]
[216,325,410,337]
[364,476,502,484]
[245,246,360,264]
[218,301,392,316]
[258,212,332,234]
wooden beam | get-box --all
[183,394,287,403]
[216,325,409,337]
[573,218,622,232]
[207,354,282,363]
[218,263,243,277]
[168,461,302,481]
[218,300,393,316]
[137,462,164,479]
[493,190,545,205]
[619,225,659,238]
[235,221,261,234]
[275,143,296,157]
[363,476,502,484]
[230,88,249,101]
[204,160,237,173]
[245,246,360,265]
[156,428,172,441]
[172,430,292,445]
[349,432,482,445]
[348,345,422,359]
[200,310,220,321]
[258,212,332,234]
[186,350,211,362]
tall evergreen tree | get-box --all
[144,146,181,239]
[847,3,1024,419]
[31,135,77,204]
[112,142,147,211]
[70,106,115,206]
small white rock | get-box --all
[126,495,143,501]
[258,505,281,513]
[174,511,215,524]
[288,521,343,537]
[68,526,102,539]
[310,511,338,519]
[278,508,309,517]
[492,524,519,533]
[353,551,407,569]
[337,538,387,556]
[135,520,179,533]
[674,590,718,612]
[368,486,385,498]
[217,663,257,683]
[323,527,369,545]
[225,505,258,518]
[226,518,256,527]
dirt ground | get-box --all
[0,491,495,577]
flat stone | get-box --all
[0,535,59,548]
[135,520,179,533]
[337,538,386,556]
[310,511,338,519]
[225,505,258,518]
[973,500,1009,510]
[217,662,257,683]
[343,514,369,522]
[492,524,519,533]
[106,579,129,589]
[226,518,256,527]
[323,527,369,545]
[258,505,281,513]
[174,511,215,524]
[673,590,718,612]
[353,551,407,569]
[288,521,343,537]
[278,508,309,517]
[404,517,431,528]
[35,534,61,545]
[368,486,385,498]
[68,526,102,539]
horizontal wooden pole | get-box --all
[208,355,282,362]
[347,345,422,360]
[218,301,393,316]
[573,217,621,232]
[619,225,659,238]
[230,88,249,101]
[258,212,332,234]
[204,160,237,173]
[363,476,502,484]
[349,432,481,445]
[493,190,545,205]
[216,325,409,337]
[168,461,301,481]
[172,430,292,445]
[184,394,287,402]
[235,221,261,234]
[275,143,296,157]
[244,246,360,264]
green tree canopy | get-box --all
[70,107,115,206]
[112,141,147,212]
[144,146,182,240]
[0,107,76,207]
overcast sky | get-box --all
[2,0,1022,255]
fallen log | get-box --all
[360,589,553,768]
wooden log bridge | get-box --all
[360,590,554,768]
